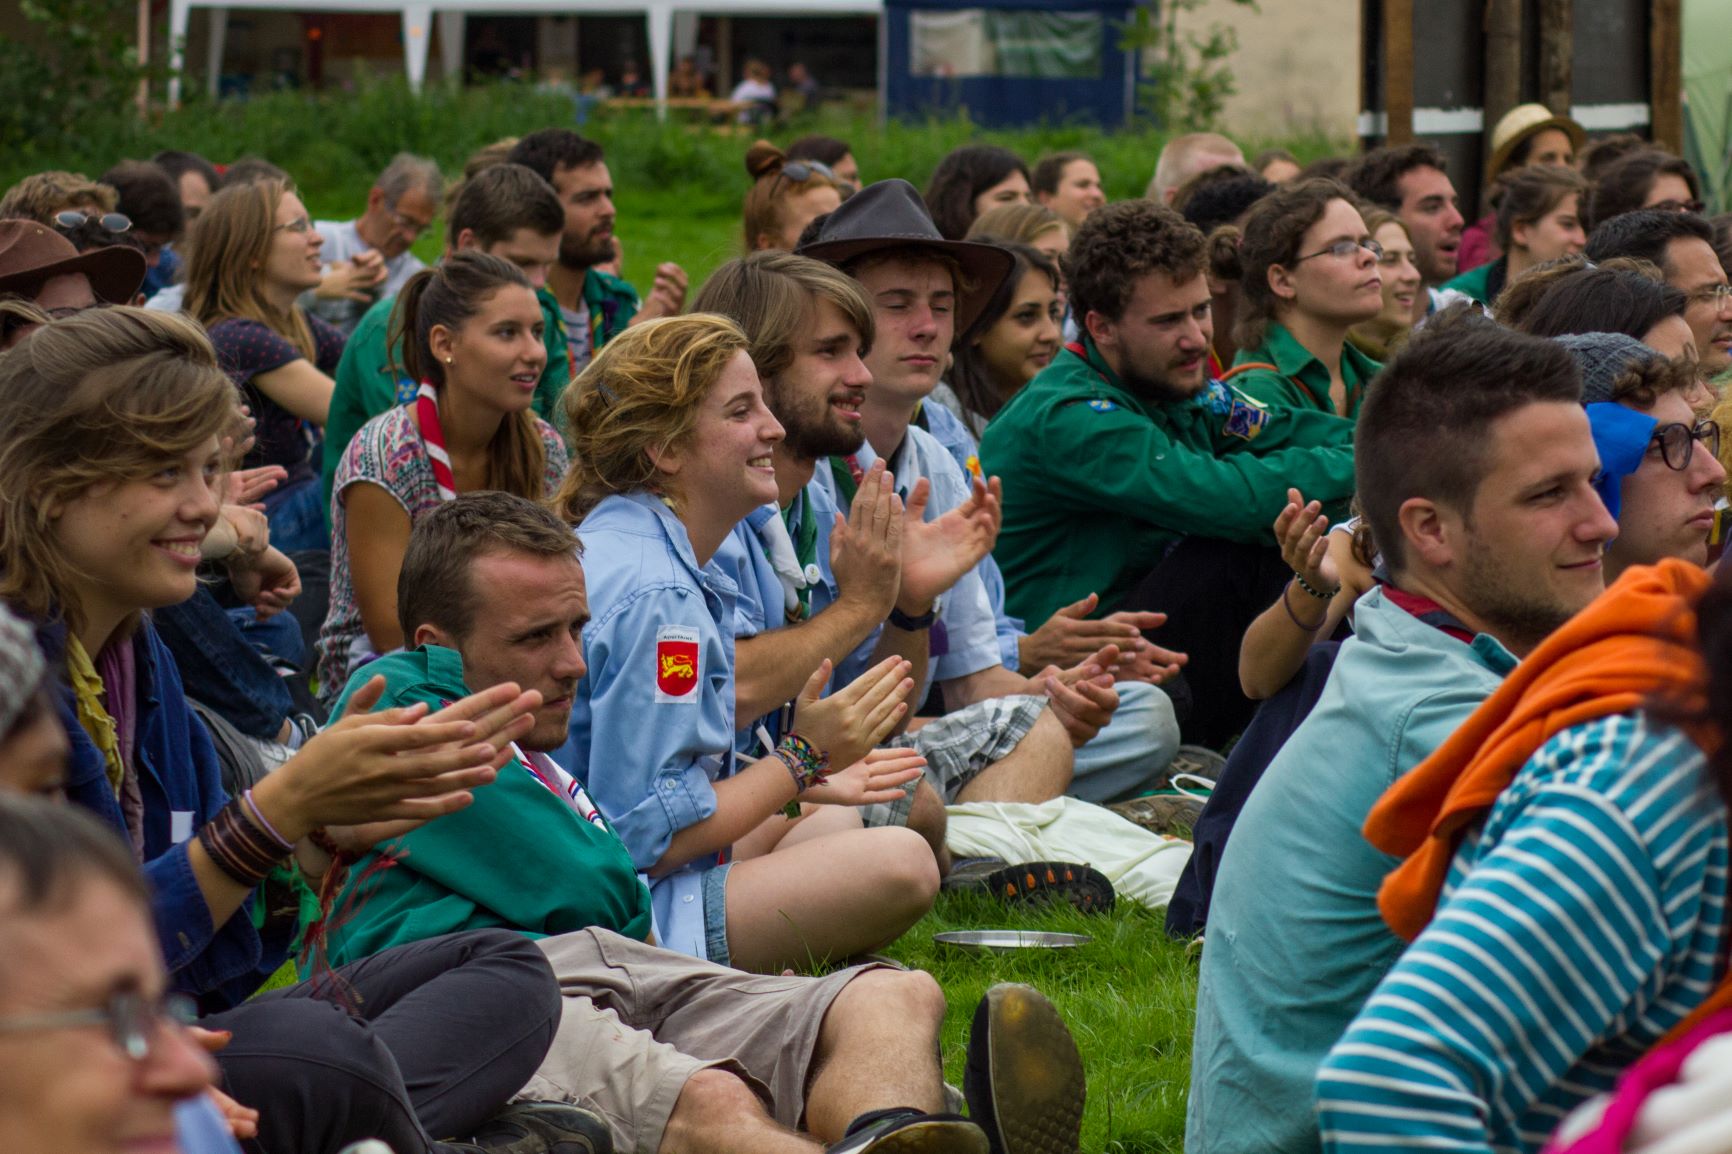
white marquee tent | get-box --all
[167,0,884,112]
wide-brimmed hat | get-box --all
[1488,104,1587,178]
[795,179,1016,336]
[0,219,146,306]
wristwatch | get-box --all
[888,598,940,631]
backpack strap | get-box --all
[1219,361,1278,381]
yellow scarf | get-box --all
[66,634,124,796]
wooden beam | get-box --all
[1383,0,1414,144]
[1537,0,1573,115]
[1483,0,1522,170]
[1650,0,1682,152]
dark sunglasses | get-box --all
[1650,419,1720,471]
[54,210,132,234]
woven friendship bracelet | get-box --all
[775,732,831,818]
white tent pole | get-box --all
[648,4,672,122]
[167,0,191,107]
[438,10,465,83]
[402,2,432,93]
[206,7,228,99]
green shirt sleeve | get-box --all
[1044,393,1356,543]
[322,297,406,528]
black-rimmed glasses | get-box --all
[1650,419,1720,471]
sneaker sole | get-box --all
[976,985,1085,1154]
[981,862,1115,915]
[851,1118,991,1153]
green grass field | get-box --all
[882,891,1198,1152]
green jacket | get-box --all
[1226,322,1382,419]
[977,337,1356,625]
[320,286,573,526]
[318,646,653,969]
[1440,257,1506,307]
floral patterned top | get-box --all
[315,404,569,700]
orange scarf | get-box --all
[1366,560,1727,1040]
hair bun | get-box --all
[745,140,786,182]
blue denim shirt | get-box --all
[559,491,739,959]
[711,477,845,757]
[56,622,272,1008]
[918,398,1027,670]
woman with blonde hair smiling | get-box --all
[555,313,940,972]
[185,177,342,552]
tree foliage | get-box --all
[0,0,154,156]
[1121,0,1260,133]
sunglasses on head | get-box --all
[54,210,132,234]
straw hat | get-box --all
[1488,104,1587,179]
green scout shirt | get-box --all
[580,266,639,352]
[318,645,653,969]
[320,285,573,526]
[977,337,1356,625]
[1440,256,1505,307]
[1226,322,1382,419]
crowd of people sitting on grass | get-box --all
[5,101,1732,1154]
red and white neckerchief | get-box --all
[511,742,608,828]
[415,381,457,502]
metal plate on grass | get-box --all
[933,930,1092,952]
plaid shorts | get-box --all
[860,694,1047,828]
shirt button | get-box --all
[662,780,675,792]
[683,894,694,903]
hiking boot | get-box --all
[1158,744,1226,789]
[461,1101,613,1153]
[946,859,1114,914]
[1107,792,1203,835]
[963,984,1085,1154]
[827,1108,990,1153]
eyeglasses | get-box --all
[1688,283,1732,311]
[1649,419,1720,471]
[54,210,131,234]
[1650,198,1707,215]
[1294,238,1384,263]
[387,207,434,238]
[273,217,314,235]
[0,986,197,1061]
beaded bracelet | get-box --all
[1291,570,1340,601]
[195,798,293,888]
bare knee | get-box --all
[662,1067,769,1152]
[823,968,947,1051]
[1027,708,1077,784]
[904,782,950,871]
[872,826,941,913]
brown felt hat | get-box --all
[0,219,146,306]
[796,179,1015,337]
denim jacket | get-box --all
[559,491,740,959]
[55,621,272,1008]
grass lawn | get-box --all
[880,889,1198,1153]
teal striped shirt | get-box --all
[1315,713,1729,1154]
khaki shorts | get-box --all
[515,928,883,1153]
